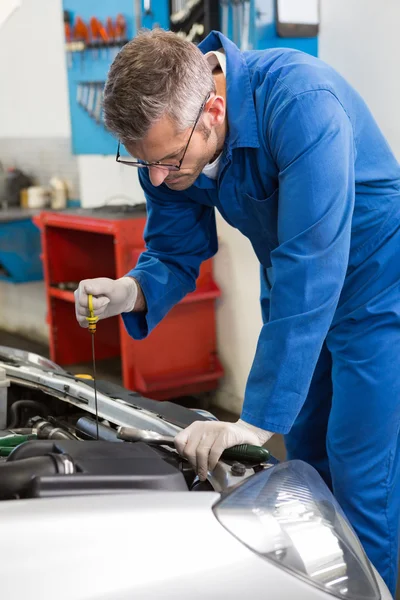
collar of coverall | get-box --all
[198,31,260,152]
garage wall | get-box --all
[0,0,70,138]
[0,0,75,343]
[77,156,145,208]
[319,0,400,159]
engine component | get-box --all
[32,418,76,441]
[76,417,121,442]
[0,429,36,456]
[4,440,187,498]
[0,366,10,429]
[0,454,74,499]
[8,400,48,429]
[230,461,246,476]
[117,426,271,465]
[0,433,37,447]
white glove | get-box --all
[174,419,274,481]
[74,277,138,327]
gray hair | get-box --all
[103,28,216,144]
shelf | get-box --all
[38,210,223,399]
[35,211,146,237]
[133,357,224,400]
[182,281,221,304]
[49,288,75,302]
[49,280,221,305]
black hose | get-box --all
[0,455,58,499]
[35,420,76,441]
[8,401,48,429]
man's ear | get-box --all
[205,95,225,128]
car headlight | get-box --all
[214,460,380,600]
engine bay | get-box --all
[0,382,212,499]
[0,346,263,499]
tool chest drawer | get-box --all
[34,209,223,401]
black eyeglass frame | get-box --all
[115,94,210,171]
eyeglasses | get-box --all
[115,94,210,171]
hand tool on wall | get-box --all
[115,14,128,57]
[74,16,89,70]
[117,426,271,464]
[106,17,116,60]
[86,294,99,440]
[93,82,104,124]
[134,0,142,34]
[89,16,100,60]
[76,82,84,107]
[82,82,90,111]
[63,10,74,69]
[89,17,108,59]
[87,82,96,118]
[96,19,110,59]
[144,0,153,16]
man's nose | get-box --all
[148,165,169,187]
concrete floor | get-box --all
[1,329,397,597]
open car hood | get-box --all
[0,345,213,436]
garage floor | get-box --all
[1,329,398,598]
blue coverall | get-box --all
[123,32,400,593]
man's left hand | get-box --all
[174,419,274,481]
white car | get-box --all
[0,345,392,600]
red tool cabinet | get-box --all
[35,209,223,400]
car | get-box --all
[0,344,392,600]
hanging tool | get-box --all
[76,82,84,107]
[87,82,97,118]
[86,294,99,440]
[76,81,90,109]
[96,19,110,59]
[117,426,271,464]
[115,14,127,59]
[144,0,152,16]
[63,10,73,69]
[93,82,104,124]
[89,17,100,60]
[134,0,142,34]
[106,17,115,60]
[74,16,89,71]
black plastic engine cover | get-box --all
[8,440,187,497]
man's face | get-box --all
[125,96,226,191]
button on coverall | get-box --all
[122,32,400,594]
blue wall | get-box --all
[63,0,317,156]
[63,0,169,155]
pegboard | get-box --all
[62,1,317,156]
[62,0,169,156]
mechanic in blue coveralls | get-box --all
[75,29,400,593]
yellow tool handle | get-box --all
[86,293,100,439]
[86,293,99,334]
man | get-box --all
[75,29,400,593]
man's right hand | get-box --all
[74,277,138,328]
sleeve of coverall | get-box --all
[241,89,355,434]
[122,168,218,339]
